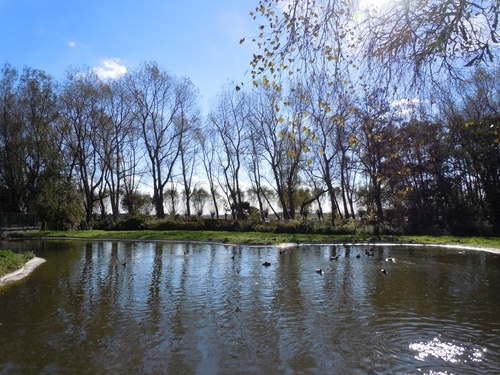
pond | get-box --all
[0,240,499,374]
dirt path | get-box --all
[0,257,46,287]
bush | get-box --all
[107,215,153,230]
[153,216,205,231]
[96,214,406,236]
[202,219,241,231]
[273,220,302,234]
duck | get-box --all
[262,261,271,267]
[280,250,287,255]
[330,256,339,261]
[356,254,361,259]
[316,268,324,275]
[385,257,396,263]
[380,269,387,275]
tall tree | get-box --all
[210,85,249,220]
[248,83,313,220]
[125,62,198,218]
[97,77,136,219]
[197,126,222,219]
[443,67,500,229]
[353,88,397,223]
[60,68,107,222]
[176,79,201,217]
[0,64,24,212]
[247,86,284,219]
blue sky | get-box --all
[0,0,259,110]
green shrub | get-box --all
[273,220,302,234]
[108,215,153,230]
[153,216,205,231]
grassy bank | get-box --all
[28,230,500,250]
[0,250,35,278]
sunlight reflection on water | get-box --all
[409,336,486,365]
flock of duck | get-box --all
[261,247,397,276]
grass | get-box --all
[0,250,35,278]
[26,230,500,250]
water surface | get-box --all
[0,240,499,374]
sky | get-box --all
[0,0,260,112]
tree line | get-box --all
[1,59,499,235]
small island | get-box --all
[0,250,46,287]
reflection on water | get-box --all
[0,240,499,374]
[409,337,485,364]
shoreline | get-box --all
[38,235,500,254]
[0,257,46,287]
[0,239,498,288]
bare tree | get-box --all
[248,84,313,220]
[247,86,284,219]
[176,79,201,217]
[197,126,221,219]
[209,85,250,220]
[96,77,137,219]
[125,62,199,218]
[59,68,107,222]
[303,69,358,224]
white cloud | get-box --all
[391,98,421,108]
[390,98,423,117]
[93,58,127,79]
[68,41,76,48]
